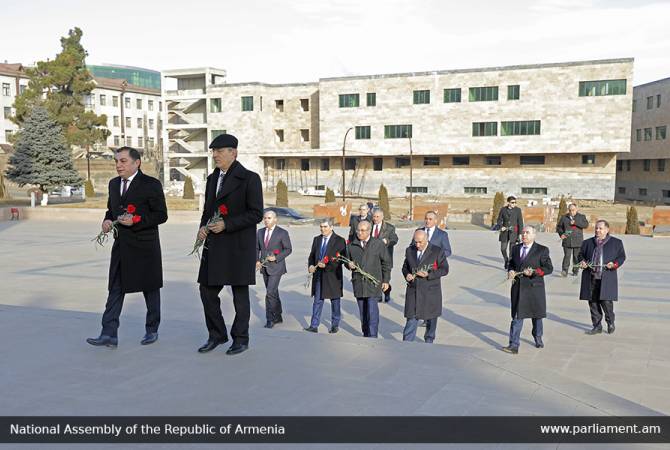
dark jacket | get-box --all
[256,226,292,276]
[509,242,553,319]
[578,236,626,301]
[105,170,168,294]
[496,206,524,243]
[347,237,391,298]
[371,221,399,266]
[308,232,346,299]
[197,160,264,286]
[402,243,449,320]
[411,226,453,258]
[556,213,589,248]
[348,213,372,242]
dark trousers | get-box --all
[501,239,514,267]
[357,297,380,338]
[199,284,250,346]
[403,317,438,342]
[562,247,580,273]
[589,279,615,327]
[262,272,283,322]
[101,263,160,338]
[509,318,543,349]
[309,273,341,328]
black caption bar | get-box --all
[1,417,668,444]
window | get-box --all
[423,157,440,166]
[406,186,428,193]
[84,95,94,108]
[241,96,253,111]
[19,85,26,95]
[113,96,119,107]
[639,188,647,196]
[126,117,132,128]
[579,79,627,96]
[300,129,310,142]
[212,129,226,139]
[355,126,371,139]
[647,96,654,109]
[643,159,651,171]
[207,98,221,113]
[521,187,548,195]
[366,92,376,107]
[501,120,541,136]
[520,155,545,165]
[507,85,520,100]
[453,156,470,166]
[616,160,623,171]
[4,130,11,141]
[373,158,383,171]
[486,156,501,165]
[636,129,642,142]
[159,101,162,111]
[138,137,143,147]
[443,88,461,103]
[275,159,286,170]
[632,99,637,112]
[125,97,131,108]
[136,99,142,109]
[148,100,154,111]
[663,190,670,198]
[618,187,626,194]
[3,107,11,119]
[113,136,120,146]
[384,124,412,138]
[644,128,653,141]
[113,116,120,127]
[656,126,667,140]
[339,93,359,108]
[469,86,498,102]
[472,122,497,137]
[320,158,330,171]
[626,160,631,171]
[300,98,309,112]
[345,158,357,170]
[275,99,284,112]
[582,154,596,165]
[148,119,154,130]
[2,83,10,96]
[395,157,411,168]
[100,94,106,106]
[658,159,666,172]
[413,90,430,104]
[274,129,284,142]
[657,94,662,108]
[137,118,143,128]
[301,159,310,171]
[126,136,132,146]
[464,187,487,194]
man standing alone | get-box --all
[496,196,524,270]
[556,203,589,277]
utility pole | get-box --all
[408,134,413,220]
[341,127,353,201]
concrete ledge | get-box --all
[0,207,201,223]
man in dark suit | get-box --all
[346,220,391,338]
[348,203,372,242]
[256,210,292,328]
[87,147,168,348]
[371,209,398,302]
[502,225,553,354]
[196,134,263,355]
[305,219,347,333]
[578,219,626,335]
[496,196,524,270]
[556,203,589,277]
[402,229,449,343]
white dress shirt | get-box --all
[120,171,138,196]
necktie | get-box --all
[521,246,528,261]
[374,225,380,238]
[417,250,423,261]
[264,229,270,248]
[361,240,366,249]
[216,172,225,196]
[121,178,128,196]
[319,237,328,260]
[426,228,431,241]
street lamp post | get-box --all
[408,135,413,220]
[341,127,353,201]
[120,80,128,144]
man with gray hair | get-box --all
[556,203,589,277]
[371,208,398,302]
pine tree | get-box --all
[183,176,195,199]
[84,179,95,198]
[626,206,640,234]
[556,196,567,222]
[276,180,288,207]
[491,192,505,226]
[378,184,391,219]
[5,106,82,192]
[325,187,336,203]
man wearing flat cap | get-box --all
[196,133,264,355]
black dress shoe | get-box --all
[502,346,518,354]
[572,268,580,276]
[329,326,339,334]
[141,332,158,345]
[226,344,249,355]
[198,338,228,353]
[561,271,568,277]
[585,327,603,335]
[273,316,283,324]
[384,297,391,303]
[264,321,274,329]
[607,324,615,334]
[304,326,318,333]
[424,338,434,344]
[534,339,544,348]
[86,335,118,348]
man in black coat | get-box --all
[502,226,553,354]
[578,220,626,335]
[305,219,347,333]
[556,203,589,276]
[348,203,372,242]
[496,196,524,270]
[196,134,263,355]
[87,147,168,348]
[256,210,292,328]
[371,209,398,302]
[402,230,449,343]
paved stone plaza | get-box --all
[1,218,669,449]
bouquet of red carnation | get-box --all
[334,250,379,286]
[189,204,228,258]
[93,204,141,247]
[259,249,281,269]
[407,260,439,284]
[500,266,545,286]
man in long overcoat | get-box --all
[371,209,398,302]
[556,203,589,276]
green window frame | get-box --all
[241,96,254,111]
[366,92,376,107]
[384,124,412,139]
[578,79,627,96]
[644,128,652,141]
[443,88,461,103]
[656,126,667,140]
[521,187,548,195]
[469,86,498,102]
[355,126,371,139]
[212,129,227,140]
[339,93,360,108]
[413,90,430,104]
[472,122,497,137]
[507,85,520,100]
[501,120,541,136]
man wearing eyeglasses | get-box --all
[496,195,524,270]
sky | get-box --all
[1,0,669,86]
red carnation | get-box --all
[613,261,619,269]
[433,260,438,270]
[535,268,545,277]
[132,215,141,224]
[323,256,330,264]
[273,249,280,255]
[335,252,340,258]
[126,204,136,214]
[570,225,577,230]
[219,204,228,215]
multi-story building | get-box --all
[164,58,633,200]
[616,77,670,204]
[0,63,29,144]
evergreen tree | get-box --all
[491,192,505,226]
[276,180,288,207]
[378,184,391,219]
[556,196,567,223]
[626,206,640,235]
[5,106,82,192]
[325,187,336,203]
[183,176,195,199]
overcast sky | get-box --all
[2,0,669,85]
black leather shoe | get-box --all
[304,326,318,333]
[141,332,158,345]
[572,268,579,276]
[424,338,434,344]
[502,346,518,354]
[264,321,274,329]
[273,316,283,324]
[226,344,249,355]
[329,326,339,334]
[198,338,228,353]
[585,327,603,335]
[607,324,615,334]
[534,338,544,348]
[561,271,568,277]
[86,335,118,348]
[384,297,391,303]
